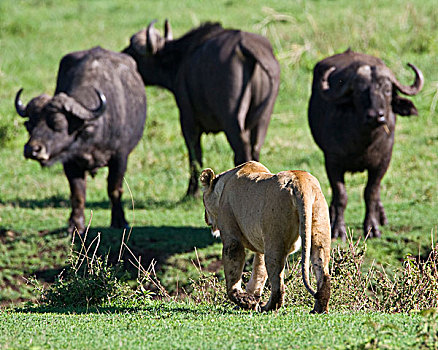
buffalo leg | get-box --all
[364,166,388,238]
[250,118,270,161]
[248,79,277,161]
[64,162,86,235]
[325,159,348,240]
[108,155,128,229]
[224,126,252,165]
[180,114,202,197]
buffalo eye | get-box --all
[47,113,67,132]
[24,119,37,132]
[382,82,392,96]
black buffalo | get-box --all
[15,47,147,234]
[308,49,423,239]
[123,20,280,196]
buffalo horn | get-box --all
[15,88,27,117]
[90,89,107,118]
[319,66,351,101]
[164,19,173,41]
[391,63,424,96]
[146,19,159,54]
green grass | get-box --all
[0,302,426,349]
[0,0,437,348]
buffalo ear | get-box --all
[200,168,215,192]
[392,95,418,116]
[130,29,148,56]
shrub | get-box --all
[43,254,133,308]
[29,230,154,309]
[285,234,438,313]
[189,272,229,306]
[372,245,438,313]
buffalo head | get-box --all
[15,88,106,166]
[319,61,424,127]
[122,20,173,86]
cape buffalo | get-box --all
[308,49,423,239]
[123,20,280,196]
[15,46,147,234]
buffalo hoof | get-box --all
[365,225,382,238]
[110,217,129,230]
[68,217,85,236]
[378,204,388,226]
[364,217,382,238]
[331,222,346,241]
[67,226,85,236]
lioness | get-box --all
[200,161,331,313]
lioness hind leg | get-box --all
[310,246,331,314]
[223,240,259,310]
[261,252,287,311]
[246,253,268,300]
[311,274,331,314]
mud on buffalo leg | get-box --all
[108,155,129,229]
[64,162,87,235]
[364,164,389,238]
[325,158,348,240]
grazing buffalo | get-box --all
[308,49,423,239]
[123,20,280,196]
[15,47,147,234]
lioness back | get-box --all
[220,162,325,255]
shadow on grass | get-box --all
[0,195,194,210]
[15,303,237,315]
[26,225,219,283]
[84,225,219,266]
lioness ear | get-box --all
[200,168,215,192]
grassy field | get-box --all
[0,0,437,348]
[0,302,429,349]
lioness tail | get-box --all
[290,179,317,297]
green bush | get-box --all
[30,232,154,308]
[283,235,438,313]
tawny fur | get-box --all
[200,161,331,313]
